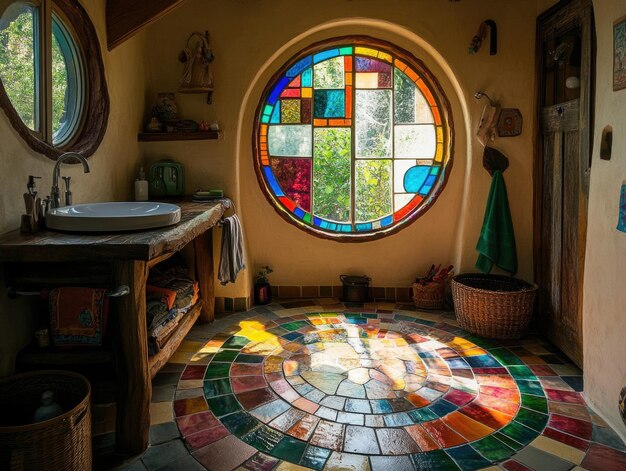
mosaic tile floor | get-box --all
[115,300,626,471]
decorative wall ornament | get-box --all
[469,20,497,55]
[497,108,523,137]
[614,15,626,91]
[179,31,215,103]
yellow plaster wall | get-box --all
[143,0,538,294]
[0,0,146,375]
[583,0,626,439]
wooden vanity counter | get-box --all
[0,200,229,455]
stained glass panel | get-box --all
[314,89,345,118]
[270,158,311,211]
[281,100,301,123]
[394,124,436,158]
[313,128,351,222]
[268,125,312,156]
[355,89,392,158]
[355,159,392,222]
[394,159,417,193]
[313,56,344,89]
[255,39,451,238]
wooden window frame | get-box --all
[0,0,109,159]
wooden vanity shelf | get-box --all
[0,200,228,455]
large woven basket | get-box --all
[451,273,538,339]
[0,370,92,471]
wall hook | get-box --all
[469,19,497,56]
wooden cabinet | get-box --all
[0,200,227,454]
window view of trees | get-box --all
[0,4,70,135]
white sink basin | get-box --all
[46,202,181,232]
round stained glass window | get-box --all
[253,37,453,240]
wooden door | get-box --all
[535,0,594,367]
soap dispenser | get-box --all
[135,167,148,201]
[21,175,41,233]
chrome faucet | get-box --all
[50,152,90,208]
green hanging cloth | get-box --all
[476,170,518,275]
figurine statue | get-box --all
[179,31,214,103]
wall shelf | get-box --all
[138,131,220,142]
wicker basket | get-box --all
[451,273,538,339]
[0,370,92,471]
[412,281,446,310]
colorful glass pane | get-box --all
[314,90,345,118]
[313,128,351,222]
[268,125,312,156]
[313,56,344,89]
[255,39,452,238]
[281,99,301,123]
[270,158,312,211]
[355,89,392,158]
[355,159,393,222]
[395,125,437,158]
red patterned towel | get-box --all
[49,287,109,347]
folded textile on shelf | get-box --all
[48,287,110,348]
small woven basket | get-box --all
[451,273,538,339]
[0,370,92,471]
[412,281,447,310]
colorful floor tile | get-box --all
[106,299,626,471]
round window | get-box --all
[0,0,108,159]
[253,37,453,241]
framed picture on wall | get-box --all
[615,15,626,91]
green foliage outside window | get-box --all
[0,7,69,134]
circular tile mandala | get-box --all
[180,311,552,468]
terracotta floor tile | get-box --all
[548,402,591,421]
[546,388,585,404]
[181,365,208,380]
[581,443,626,471]
[404,423,440,451]
[529,365,558,376]
[230,363,264,376]
[309,420,344,451]
[548,414,593,440]
[442,411,495,441]
[475,374,517,389]
[174,396,208,417]
[343,425,380,454]
[324,451,371,471]
[231,375,268,394]
[176,410,221,437]
[474,393,520,416]
[542,426,590,451]
[420,419,467,448]
[376,427,422,454]
[442,388,475,406]
[479,385,521,403]
[459,402,514,429]
[184,424,230,451]
[286,413,320,440]
[530,435,586,464]
[292,397,319,414]
[193,435,257,471]
[268,408,306,432]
